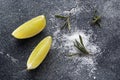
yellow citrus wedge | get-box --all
[27,36,52,70]
[12,15,46,39]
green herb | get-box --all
[55,15,71,31]
[55,15,68,18]
[73,35,89,54]
[67,17,71,30]
[91,10,101,27]
[67,53,79,57]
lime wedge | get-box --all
[27,36,52,70]
[12,15,46,39]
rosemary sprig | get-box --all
[55,15,71,31]
[73,35,89,54]
[91,10,101,27]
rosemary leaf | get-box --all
[67,17,71,30]
[60,21,68,30]
[74,35,89,54]
[67,53,79,57]
[96,22,101,27]
[79,35,84,46]
[91,10,101,27]
[55,15,67,18]
[92,16,101,23]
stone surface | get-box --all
[0,0,120,80]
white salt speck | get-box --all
[0,52,4,55]
[93,76,96,79]
[18,9,21,11]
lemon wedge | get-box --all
[27,36,52,70]
[12,15,46,39]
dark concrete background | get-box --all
[0,0,120,80]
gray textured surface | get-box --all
[0,0,120,80]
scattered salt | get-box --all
[51,27,101,78]
[60,30,100,54]
[63,5,85,15]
